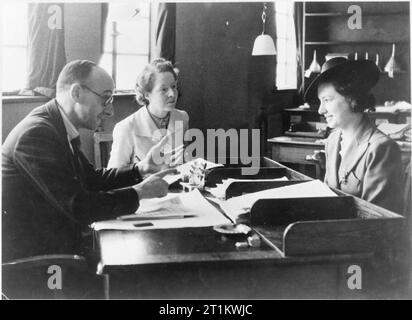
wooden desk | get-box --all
[267,136,324,178]
[268,136,324,165]
[93,158,409,299]
[96,227,375,299]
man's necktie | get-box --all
[70,137,84,183]
[71,136,81,155]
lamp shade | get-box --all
[252,34,276,56]
[384,44,400,78]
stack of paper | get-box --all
[206,177,289,199]
[92,189,230,231]
[219,180,337,221]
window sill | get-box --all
[2,95,51,104]
[2,92,135,105]
[113,92,135,98]
[276,87,298,91]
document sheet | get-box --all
[206,177,289,199]
[219,180,337,221]
[92,189,230,231]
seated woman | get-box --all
[108,58,189,169]
[305,57,404,213]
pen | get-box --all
[119,214,197,221]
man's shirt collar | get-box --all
[57,103,80,142]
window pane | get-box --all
[276,14,288,36]
[115,55,148,90]
[279,64,288,88]
[277,38,287,63]
[137,2,150,18]
[2,4,27,46]
[116,19,149,55]
[1,3,28,92]
[277,63,286,81]
[2,47,27,91]
[285,16,296,40]
[103,22,113,52]
[101,2,150,90]
[275,3,297,89]
[286,40,297,60]
[108,2,149,21]
[287,66,298,88]
[100,53,113,77]
[276,1,294,15]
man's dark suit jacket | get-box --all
[2,100,142,260]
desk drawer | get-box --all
[272,144,323,165]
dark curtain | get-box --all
[294,2,304,102]
[154,3,176,63]
[26,3,66,97]
[100,3,109,64]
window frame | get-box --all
[274,2,298,90]
[100,3,152,92]
[1,3,29,94]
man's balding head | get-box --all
[56,60,115,130]
[56,60,97,92]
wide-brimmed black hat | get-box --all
[304,57,380,102]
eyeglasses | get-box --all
[81,84,114,106]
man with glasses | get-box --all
[2,60,175,261]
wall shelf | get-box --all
[304,71,409,76]
[302,2,411,105]
[305,41,409,46]
[305,12,408,17]
[380,71,409,75]
[284,108,411,116]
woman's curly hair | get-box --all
[135,58,179,106]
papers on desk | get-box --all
[163,159,223,185]
[206,177,289,199]
[162,173,183,185]
[219,180,337,221]
[178,158,223,175]
[92,189,230,231]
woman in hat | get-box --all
[305,57,404,213]
[108,58,189,170]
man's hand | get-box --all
[137,134,184,175]
[133,168,178,200]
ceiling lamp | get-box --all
[252,3,276,56]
